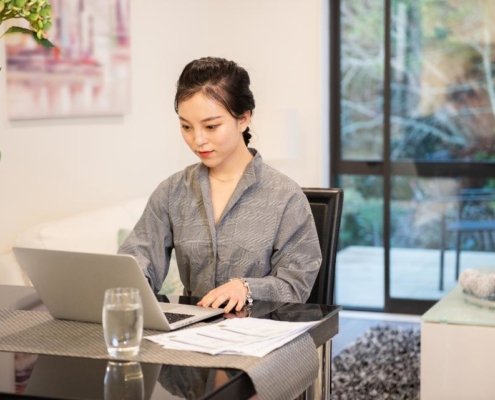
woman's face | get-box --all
[178,92,250,171]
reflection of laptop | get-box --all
[25,355,161,400]
[13,247,224,331]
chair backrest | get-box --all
[303,188,344,305]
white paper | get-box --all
[145,318,319,357]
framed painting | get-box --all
[4,0,131,120]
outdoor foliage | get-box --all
[342,0,495,162]
[340,0,495,253]
[341,175,495,252]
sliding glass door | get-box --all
[331,0,495,313]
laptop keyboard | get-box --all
[164,312,195,324]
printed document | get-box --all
[145,318,319,357]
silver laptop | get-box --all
[13,247,224,331]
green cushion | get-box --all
[118,228,132,247]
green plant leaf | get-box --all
[1,26,55,48]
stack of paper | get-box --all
[145,318,319,357]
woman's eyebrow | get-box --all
[178,116,222,123]
[201,116,222,122]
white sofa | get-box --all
[0,197,184,295]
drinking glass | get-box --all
[104,361,144,400]
[102,287,143,357]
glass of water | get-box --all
[104,361,144,400]
[102,287,143,357]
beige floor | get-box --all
[335,245,495,308]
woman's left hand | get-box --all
[197,279,248,313]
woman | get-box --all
[119,57,321,313]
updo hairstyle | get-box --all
[174,57,255,146]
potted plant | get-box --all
[0,0,55,49]
[0,0,55,162]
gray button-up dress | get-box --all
[118,149,322,303]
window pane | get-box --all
[390,176,495,300]
[391,0,495,162]
[336,175,384,308]
[341,0,384,160]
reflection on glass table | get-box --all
[0,351,244,400]
[104,361,144,400]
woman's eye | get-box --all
[206,125,218,130]
[181,125,190,130]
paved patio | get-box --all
[335,246,495,308]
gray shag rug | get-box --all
[331,325,420,400]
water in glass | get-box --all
[103,288,143,357]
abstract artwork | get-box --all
[4,0,131,120]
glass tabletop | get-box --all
[0,285,341,400]
[422,284,495,327]
[0,350,244,400]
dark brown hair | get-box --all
[174,57,255,146]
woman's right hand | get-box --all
[196,279,248,313]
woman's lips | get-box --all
[198,151,214,158]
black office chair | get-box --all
[303,188,344,305]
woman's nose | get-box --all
[194,130,208,146]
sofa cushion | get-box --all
[8,197,185,295]
[16,198,148,254]
[0,252,30,286]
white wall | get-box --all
[0,0,329,253]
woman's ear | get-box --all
[238,111,251,132]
